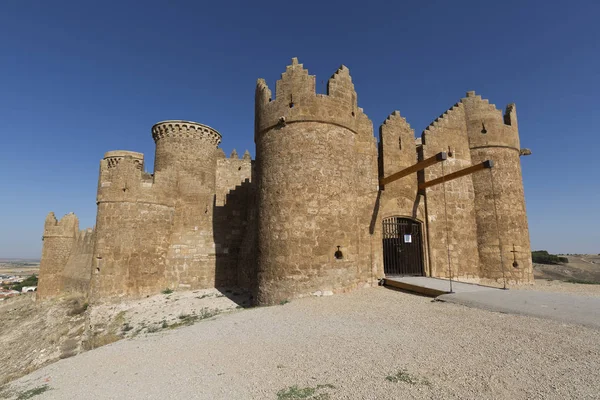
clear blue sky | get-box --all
[1,0,598,258]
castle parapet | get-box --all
[461,91,520,150]
[255,58,371,138]
[97,150,170,206]
[152,120,221,146]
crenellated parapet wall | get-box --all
[152,120,221,146]
[97,150,171,207]
[255,58,372,140]
[461,91,520,151]
[215,149,253,206]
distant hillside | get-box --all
[534,254,600,284]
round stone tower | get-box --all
[254,58,378,305]
[462,92,533,283]
[151,121,224,289]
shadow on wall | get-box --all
[213,179,257,307]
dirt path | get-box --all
[4,286,600,400]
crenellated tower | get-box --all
[254,58,379,305]
[461,92,533,283]
[91,150,175,300]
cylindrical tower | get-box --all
[37,212,78,300]
[151,121,223,289]
[91,150,175,300]
[462,91,533,283]
[254,58,378,305]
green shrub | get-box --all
[532,251,568,265]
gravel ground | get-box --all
[4,286,600,400]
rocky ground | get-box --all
[2,282,599,400]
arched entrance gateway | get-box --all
[382,217,424,276]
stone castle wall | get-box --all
[420,103,482,280]
[62,228,95,295]
[37,213,79,300]
[37,58,533,304]
[214,150,255,288]
[91,151,175,300]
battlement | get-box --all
[97,150,173,206]
[382,110,411,128]
[255,58,370,137]
[104,150,144,170]
[461,91,505,122]
[423,102,464,135]
[461,91,520,150]
[152,120,222,147]
[43,212,79,238]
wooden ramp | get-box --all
[383,276,500,297]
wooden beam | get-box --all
[418,160,494,190]
[380,152,447,189]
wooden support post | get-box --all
[380,152,447,189]
[418,160,494,191]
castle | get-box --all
[37,58,533,305]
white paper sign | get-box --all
[404,234,412,243]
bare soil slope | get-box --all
[534,254,600,283]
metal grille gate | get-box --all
[382,217,424,276]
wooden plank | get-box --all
[380,152,447,189]
[383,278,448,297]
[418,160,493,190]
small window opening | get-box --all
[334,246,343,260]
[351,111,355,117]
[481,122,487,134]
[398,137,402,150]
[289,102,294,108]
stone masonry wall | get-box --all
[214,151,255,287]
[61,228,95,296]
[462,92,533,283]
[152,121,222,290]
[37,212,79,300]
[91,151,175,300]
[254,59,379,305]
[377,111,428,274]
[421,103,481,280]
